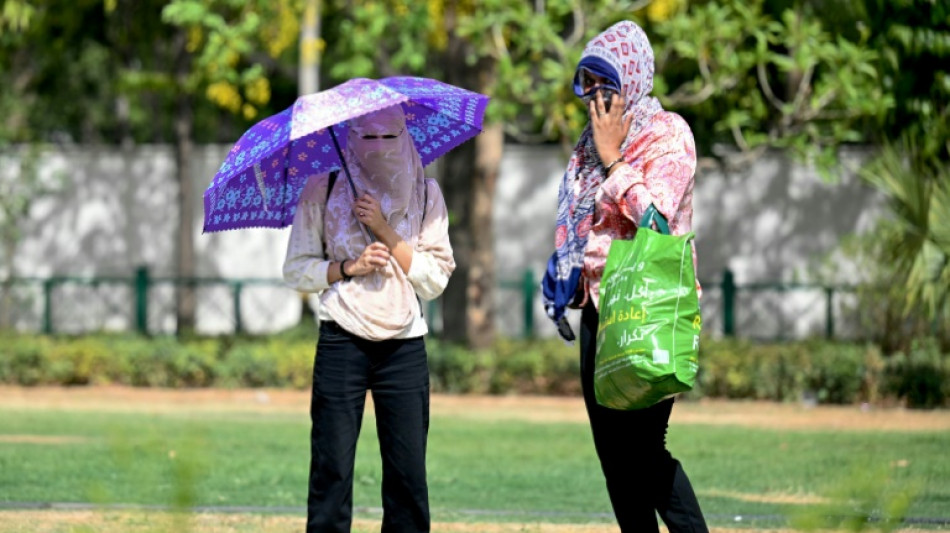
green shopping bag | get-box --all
[594,205,701,410]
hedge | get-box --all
[0,330,946,408]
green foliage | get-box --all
[0,332,52,385]
[859,135,950,326]
[652,0,890,173]
[427,336,580,395]
[814,226,949,355]
[161,0,300,120]
[320,0,639,143]
[804,341,879,405]
[218,338,313,389]
[2,332,947,408]
[691,337,885,404]
[884,338,950,409]
[0,0,36,32]
[791,465,920,532]
[863,0,950,163]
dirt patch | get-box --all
[0,510,943,533]
[2,386,950,431]
[0,435,90,445]
[700,489,830,505]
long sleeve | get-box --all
[599,112,697,228]
[406,179,456,301]
[283,174,332,293]
[581,111,700,310]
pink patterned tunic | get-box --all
[578,110,700,310]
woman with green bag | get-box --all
[540,20,708,533]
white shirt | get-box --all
[283,176,455,339]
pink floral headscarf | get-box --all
[543,20,664,326]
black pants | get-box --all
[307,321,430,533]
[581,303,708,533]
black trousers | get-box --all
[307,321,430,533]
[581,302,709,533]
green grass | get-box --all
[1,407,949,527]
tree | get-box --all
[853,0,950,337]
[0,1,63,327]
[648,0,892,173]
[159,0,302,333]
[321,0,638,348]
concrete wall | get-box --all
[0,143,885,338]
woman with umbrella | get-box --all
[283,104,455,533]
[541,20,708,533]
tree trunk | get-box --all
[174,94,196,335]
[299,0,321,95]
[296,0,321,326]
[0,239,14,329]
[173,36,196,335]
[466,123,503,348]
[440,6,502,348]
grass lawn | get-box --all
[0,387,949,532]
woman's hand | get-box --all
[346,242,392,277]
[589,90,633,167]
[354,194,386,234]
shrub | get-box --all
[802,341,883,405]
[883,337,949,408]
[0,331,944,407]
[0,334,53,385]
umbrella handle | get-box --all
[328,126,378,243]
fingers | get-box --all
[363,242,390,267]
[589,91,605,120]
[354,196,382,222]
[589,91,625,124]
[356,195,380,210]
[610,93,624,115]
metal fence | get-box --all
[0,268,860,340]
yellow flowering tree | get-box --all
[152,0,302,333]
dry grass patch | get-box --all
[2,386,950,432]
[700,489,830,506]
[0,435,91,444]
[0,511,945,533]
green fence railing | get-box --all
[0,267,541,338]
[1,267,857,339]
[718,268,857,339]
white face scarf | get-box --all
[320,105,429,340]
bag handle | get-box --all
[639,204,670,235]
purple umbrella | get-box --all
[203,76,490,233]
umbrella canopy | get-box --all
[203,76,490,233]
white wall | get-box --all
[1,143,885,338]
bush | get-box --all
[883,337,949,409]
[427,338,493,393]
[0,334,54,385]
[0,330,945,407]
[218,339,313,389]
[802,341,883,405]
[692,337,886,404]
